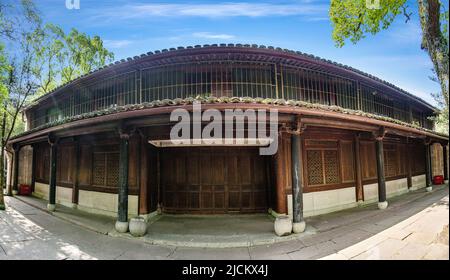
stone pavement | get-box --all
[0,185,448,260]
[320,195,449,260]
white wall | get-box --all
[18,145,33,186]
[287,186,357,218]
[78,190,138,218]
[364,176,420,203]
[33,182,49,199]
[283,175,427,218]
[411,174,426,190]
[33,184,138,217]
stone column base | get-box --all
[292,221,306,233]
[47,204,56,212]
[378,201,388,210]
[115,221,129,233]
[426,186,433,192]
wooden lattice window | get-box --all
[307,150,324,185]
[324,150,340,184]
[92,151,119,187]
[305,140,341,186]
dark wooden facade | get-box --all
[8,45,448,222]
[27,126,433,215]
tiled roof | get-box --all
[11,96,447,141]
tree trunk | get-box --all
[418,0,449,109]
[0,111,6,210]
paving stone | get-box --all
[170,247,251,260]
[422,244,449,260]
[1,186,448,260]
[389,242,431,260]
[403,232,437,245]
[351,238,408,260]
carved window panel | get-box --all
[324,150,340,184]
[307,150,324,185]
[92,151,119,188]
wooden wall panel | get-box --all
[56,143,75,186]
[79,145,92,186]
[340,140,355,183]
[34,142,50,183]
[360,141,377,180]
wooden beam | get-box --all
[301,117,378,132]
[72,138,80,206]
[117,129,130,225]
[425,142,432,189]
[274,132,287,214]
[139,132,149,215]
[443,145,448,181]
[47,137,58,212]
[12,145,21,195]
[375,135,387,209]
[10,103,447,145]
[354,134,364,201]
[290,132,305,233]
[406,138,412,189]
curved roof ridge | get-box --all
[25,43,437,111]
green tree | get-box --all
[0,0,114,210]
[0,43,8,210]
[330,0,449,132]
[31,24,114,95]
[59,28,114,84]
[0,0,42,210]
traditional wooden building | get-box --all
[7,44,449,233]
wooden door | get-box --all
[161,147,268,213]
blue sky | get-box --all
[31,0,444,105]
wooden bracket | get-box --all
[47,133,59,146]
[284,116,306,135]
[117,122,135,140]
[424,137,433,146]
[372,127,386,141]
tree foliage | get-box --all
[330,0,449,133]
[0,0,114,209]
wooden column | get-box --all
[425,140,432,191]
[374,128,387,209]
[139,132,149,215]
[71,139,80,207]
[274,131,287,214]
[406,138,412,189]
[12,145,21,195]
[48,137,58,211]
[31,145,36,193]
[115,130,130,232]
[443,144,448,181]
[291,130,305,233]
[354,134,364,202]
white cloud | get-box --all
[192,32,236,40]
[103,40,133,49]
[93,2,328,20]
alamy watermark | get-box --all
[66,0,80,10]
[169,102,279,155]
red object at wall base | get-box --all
[18,184,32,196]
[433,175,444,185]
